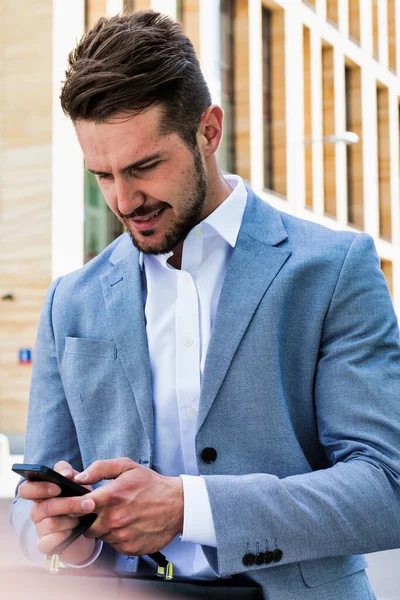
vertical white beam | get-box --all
[316,0,326,20]
[107,0,123,15]
[359,0,372,56]
[285,2,305,213]
[152,0,178,18]
[338,0,349,38]
[199,0,221,105]
[248,0,264,190]
[52,0,85,278]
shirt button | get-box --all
[184,338,193,347]
[183,274,190,284]
[194,229,202,237]
[188,407,197,416]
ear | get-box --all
[197,105,224,158]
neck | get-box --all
[169,167,233,270]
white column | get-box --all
[361,66,379,238]
[316,0,326,20]
[248,0,264,191]
[107,0,123,15]
[199,0,221,105]
[151,0,178,18]
[338,0,349,39]
[359,0,373,56]
[285,2,305,213]
[52,0,85,278]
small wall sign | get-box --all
[19,349,32,364]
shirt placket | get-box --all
[175,234,202,475]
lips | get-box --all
[130,207,165,231]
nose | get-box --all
[115,178,145,217]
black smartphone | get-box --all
[12,463,97,555]
[12,463,90,497]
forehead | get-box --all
[75,105,180,168]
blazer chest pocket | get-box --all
[64,336,117,359]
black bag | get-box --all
[121,573,263,599]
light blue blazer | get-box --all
[12,190,400,599]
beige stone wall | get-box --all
[0,1,53,433]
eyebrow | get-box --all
[86,152,165,176]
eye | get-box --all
[96,173,112,181]
[132,161,161,174]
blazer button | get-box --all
[272,549,283,563]
[264,551,273,564]
[200,447,217,464]
[242,553,256,567]
[255,552,265,566]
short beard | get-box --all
[127,145,208,255]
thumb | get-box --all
[74,458,137,484]
[54,460,78,479]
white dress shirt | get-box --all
[73,175,247,573]
[141,175,248,577]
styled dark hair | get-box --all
[60,10,212,148]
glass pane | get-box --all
[84,171,124,263]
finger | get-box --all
[19,480,61,501]
[37,530,72,555]
[31,495,96,523]
[54,461,78,479]
[74,458,137,485]
[36,516,80,538]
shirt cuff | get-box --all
[61,539,103,568]
[180,475,217,547]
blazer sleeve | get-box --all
[202,233,400,577]
[10,277,84,564]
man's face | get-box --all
[76,106,208,255]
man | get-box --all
[11,10,400,599]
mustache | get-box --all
[118,203,168,220]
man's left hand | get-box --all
[72,458,184,556]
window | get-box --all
[219,0,236,174]
[377,85,392,241]
[85,0,107,30]
[387,0,397,73]
[263,7,273,190]
[348,0,360,44]
[326,0,339,27]
[322,44,336,217]
[176,0,183,22]
[345,62,363,229]
[262,5,286,196]
[372,0,379,59]
[84,172,124,263]
[381,259,394,297]
[303,26,313,209]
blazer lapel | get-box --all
[100,235,154,448]
[197,192,291,431]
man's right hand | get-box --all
[18,460,96,565]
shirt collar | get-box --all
[139,174,247,270]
